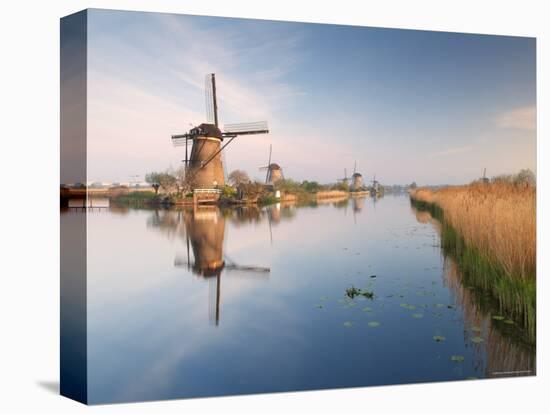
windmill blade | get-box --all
[205,73,218,125]
[223,121,269,135]
[171,135,192,147]
[223,265,271,276]
[205,74,214,124]
[266,144,272,183]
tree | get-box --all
[410,181,417,189]
[145,170,177,193]
[237,181,266,200]
[228,169,250,187]
[515,169,535,187]
[301,180,321,193]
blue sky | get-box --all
[86,9,536,185]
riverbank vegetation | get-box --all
[410,171,536,342]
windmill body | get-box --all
[350,162,363,191]
[351,173,363,191]
[187,124,226,188]
[266,163,283,183]
[172,74,269,191]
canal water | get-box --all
[63,194,535,403]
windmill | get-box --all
[370,173,380,196]
[259,144,284,185]
[338,168,349,186]
[171,73,269,189]
[482,168,489,184]
[350,161,363,191]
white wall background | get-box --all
[0,0,548,413]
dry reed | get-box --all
[411,182,535,280]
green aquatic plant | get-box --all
[367,321,380,328]
[343,321,353,328]
[471,336,484,344]
[345,286,375,300]
[492,315,505,321]
[412,313,424,318]
[433,335,446,342]
[451,355,465,362]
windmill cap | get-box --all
[192,123,223,139]
[269,163,282,170]
[352,172,362,177]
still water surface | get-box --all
[68,195,534,403]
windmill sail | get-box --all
[224,121,269,135]
[205,73,218,126]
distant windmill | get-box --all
[370,173,380,196]
[171,73,270,189]
[259,144,284,184]
[351,161,363,191]
[338,168,349,186]
[482,168,490,184]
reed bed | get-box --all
[410,182,536,342]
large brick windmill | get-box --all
[171,74,269,189]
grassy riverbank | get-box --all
[410,182,536,342]
[110,191,163,206]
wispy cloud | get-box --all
[427,146,472,158]
[495,105,536,131]
[87,12,306,181]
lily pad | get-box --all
[315,304,323,309]
[466,376,478,380]
[343,321,353,328]
[503,319,515,325]
[471,336,484,344]
[320,296,329,301]
[451,355,465,362]
[362,306,373,312]
[368,321,380,328]
[435,303,445,308]
[492,315,505,321]
[471,326,482,332]
[412,313,424,319]
[433,335,446,342]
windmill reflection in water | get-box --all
[174,206,270,326]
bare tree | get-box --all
[228,169,250,187]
